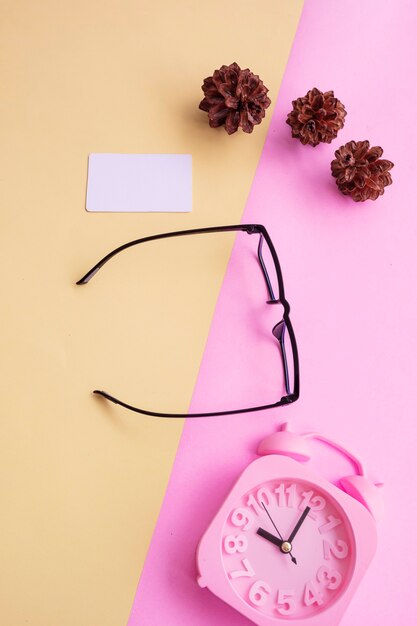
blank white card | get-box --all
[86,153,192,213]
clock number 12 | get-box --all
[299,490,326,520]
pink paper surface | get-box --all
[128,1,417,624]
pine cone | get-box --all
[331,140,394,202]
[199,62,271,134]
[286,88,346,146]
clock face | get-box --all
[221,478,355,620]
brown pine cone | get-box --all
[199,62,271,134]
[331,140,394,202]
[286,88,346,146]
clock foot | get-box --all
[197,575,207,588]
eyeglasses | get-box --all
[76,224,300,417]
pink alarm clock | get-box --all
[196,424,381,625]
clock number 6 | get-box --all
[249,581,271,607]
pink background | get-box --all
[129,1,417,624]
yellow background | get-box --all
[0,1,303,624]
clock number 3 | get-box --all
[304,567,342,607]
[317,566,342,590]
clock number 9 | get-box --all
[223,534,248,555]
[230,507,254,531]
[248,580,271,607]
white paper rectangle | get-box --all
[86,153,192,213]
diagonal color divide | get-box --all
[129,1,417,625]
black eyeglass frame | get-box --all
[76,224,300,418]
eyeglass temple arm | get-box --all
[76,224,264,285]
[93,389,290,418]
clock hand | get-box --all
[287,506,311,545]
[257,527,283,548]
[261,503,297,565]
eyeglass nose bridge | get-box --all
[266,297,291,315]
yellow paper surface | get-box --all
[0,1,303,624]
